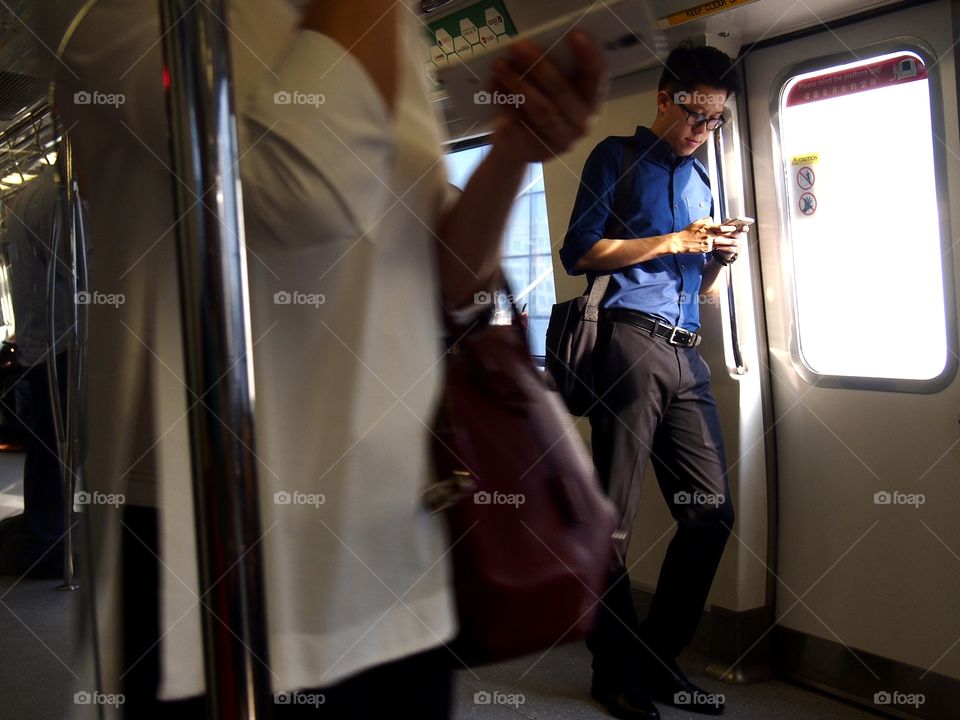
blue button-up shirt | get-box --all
[560,126,714,332]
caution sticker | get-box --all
[657,0,760,29]
[791,153,819,166]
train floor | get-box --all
[0,452,887,719]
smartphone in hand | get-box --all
[434,0,654,127]
[718,216,754,232]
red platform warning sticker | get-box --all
[785,54,927,107]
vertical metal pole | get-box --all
[157,2,271,718]
[713,125,746,374]
[70,133,89,543]
[50,130,80,591]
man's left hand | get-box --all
[711,225,747,264]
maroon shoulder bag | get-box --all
[426,298,617,665]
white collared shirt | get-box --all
[52,0,455,700]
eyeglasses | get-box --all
[676,103,725,131]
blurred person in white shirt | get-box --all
[45,0,605,717]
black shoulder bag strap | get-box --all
[585,138,638,321]
[692,158,711,188]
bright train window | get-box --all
[778,50,951,383]
[445,144,554,356]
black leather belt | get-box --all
[603,308,702,348]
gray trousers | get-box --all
[587,311,734,674]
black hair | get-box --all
[658,41,741,99]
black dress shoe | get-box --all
[646,659,725,715]
[591,674,661,720]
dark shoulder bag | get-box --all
[545,139,638,417]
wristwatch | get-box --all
[712,248,738,266]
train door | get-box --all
[743,1,960,716]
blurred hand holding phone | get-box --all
[435,0,655,127]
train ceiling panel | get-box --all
[0,1,51,133]
[421,0,906,49]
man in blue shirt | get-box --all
[561,44,745,719]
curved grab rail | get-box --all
[713,125,746,375]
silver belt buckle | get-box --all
[668,325,689,346]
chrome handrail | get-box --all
[157,1,271,717]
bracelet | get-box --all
[444,273,505,328]
[445,294,494,327]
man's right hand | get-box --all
[671,218,719,254]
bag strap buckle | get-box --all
[424,470,476,513]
